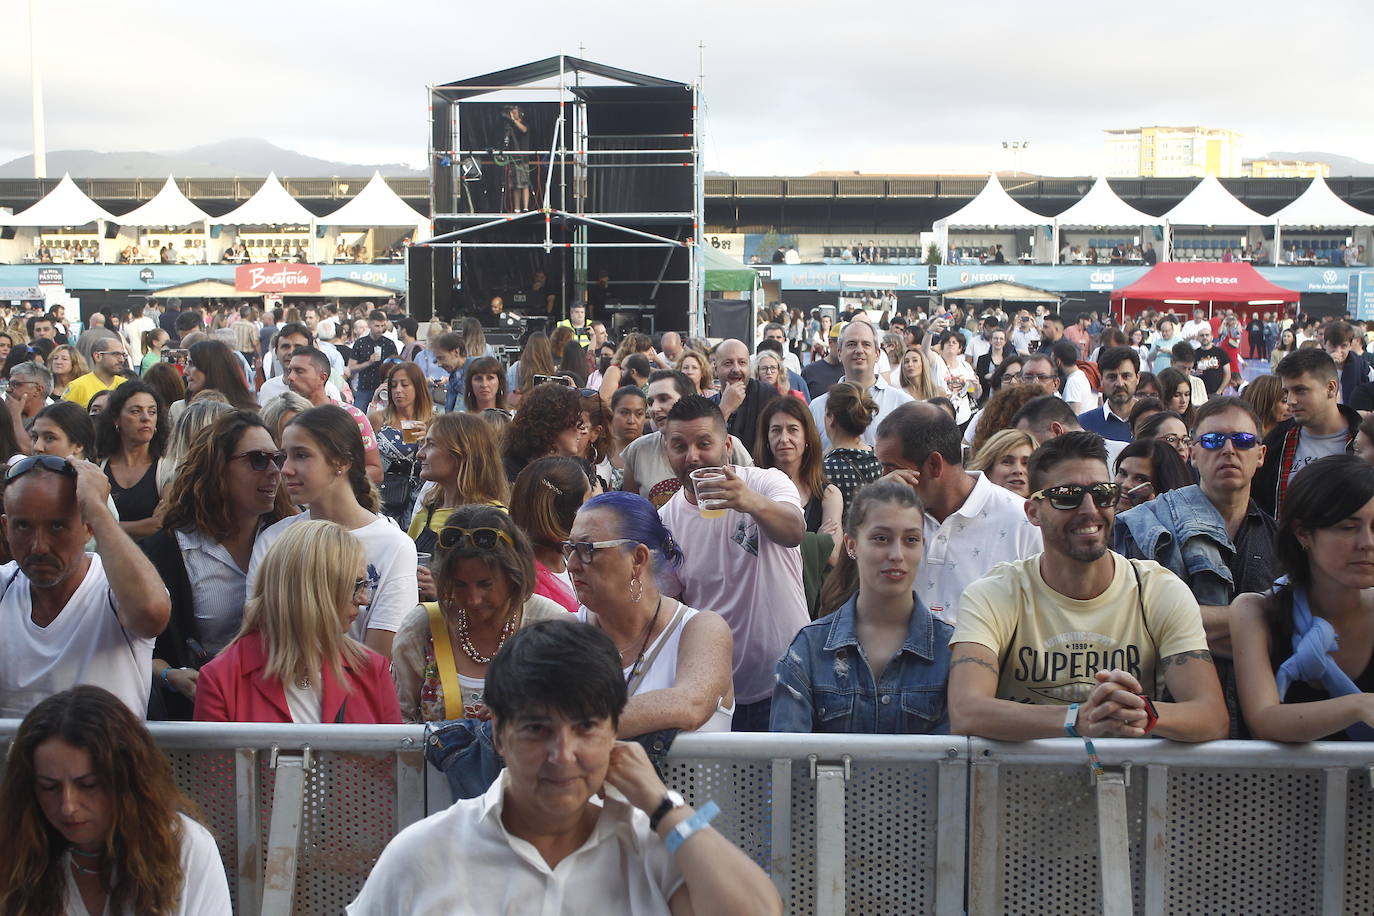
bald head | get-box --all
[713,339,751,386]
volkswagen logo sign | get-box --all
[1322,270,1338,285]
[139,268,155,284]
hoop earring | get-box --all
[629,576,643,603]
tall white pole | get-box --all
[29,0,47,179]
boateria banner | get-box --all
[235,263,322,293]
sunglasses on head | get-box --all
[1030,482,1123,511]
[5,454,76,482]
[231,450,286,471]
[1196,432,1258,450]
[437,526,513,552]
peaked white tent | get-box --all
[1163,175,1276,263]
[1273,174,1374,229]
[318,172,427,227]
[211,173,315,225]
[0,173,115,226]
[933,175,1054,263]
[117,176,210,226]
[1053,177,1165,264]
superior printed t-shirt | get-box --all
[658,466,807,704]
[250,512,418,637]
[1288,427,1351,483]
[952,553,1207,703]
[0,554,155,719]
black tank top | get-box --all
[106,460,160,522]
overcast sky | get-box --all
[2,0,1371,177]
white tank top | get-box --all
[577,602,734,732]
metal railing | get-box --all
[2,722,1371,915]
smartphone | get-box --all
[533,374,572,387]
[164,348,189,366]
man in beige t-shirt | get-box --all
[949,431,1228,743]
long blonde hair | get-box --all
[233,520,368,689]
[898,346,940,400]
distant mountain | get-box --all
[1264,151,1374,177]
[0,138,425,178]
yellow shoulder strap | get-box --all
[424,602,463,719]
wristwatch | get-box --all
[649,789,686,831]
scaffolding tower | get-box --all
[412,55,704,337]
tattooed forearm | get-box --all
[1159,649,1213,678]
[951,656,998,674]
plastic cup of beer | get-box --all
[416,552,432,569]
[401,419,426,444]
[689,467,728,518]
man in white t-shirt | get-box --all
[0,455,171,718]
[1181,309,1211,345]
[948,431,1228,742]
[656,396,806,732]
[1051,340,1097,415]
[873,402,1041,624]
[810,319,913,450]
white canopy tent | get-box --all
[933,175,1054,263]
[1163,175,1276,263]
[210,172,316,226]
[1273,175,1374,264]
[117,176,210,226]
[1053,177,1164,263]
[317,171,428,229]
[0,173,115,226]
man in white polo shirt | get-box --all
[810,318,913,450]
[874,402,1041,624]
[0,455,171,718]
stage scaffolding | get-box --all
[415,55,704,337]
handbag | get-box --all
[380,458,419,521]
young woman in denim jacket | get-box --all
[770,480,953,734]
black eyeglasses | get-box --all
[1029,482,1123,511]
[231,450,286,471]
[560,538,639,565]
[5,454,76,482]
[1196,432,1259,451]
[437,526,513,551]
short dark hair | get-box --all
[1027,430,1109,492]
[290,345,331,376]
[32,400,95,458]
[756,338,784,357]
[1011,394,1081,432]
[1324,321,1358,347]
[484,619,627,728]
[647,369,694,400]
[622,352,653,382]
[1192,395,1261,436]
[174,311,202,333]
[874,401,962,468]
[1275,347,1337,383]
[1097,346,1140,374]
[368,310,388,323]
[398,316,419,338]
[1041,312,1064,326]
[664,393,724,427]
[1049,340,1080,368]
[276,322,312,344]
[1171,341,1196,364]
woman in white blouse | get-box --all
[929,330,981,424]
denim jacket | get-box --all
[770,592,953,734]
[1113,485,1233,606]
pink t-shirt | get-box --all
[333,400,379,455]
[658,466,806,705]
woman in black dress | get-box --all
[94,381,169,539]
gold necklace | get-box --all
[454,607,519,663]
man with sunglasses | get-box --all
[949,432,1227,743]
[0,455,171,719]
[1114,398,1276,734]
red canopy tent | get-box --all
[1111,261,1299,321]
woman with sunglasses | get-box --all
[250,405,418,659]
[500,382,586,483]
[0,686,232,916]
[1231,455,1374,741]
[410,413,509,573]
[1111,438,1193,513]
[1135,410,1193,466]
[567,491,735,733]
[196,519,401,724]
[391,506,565,723]
[143,411,295,719]
[93,381,169,540]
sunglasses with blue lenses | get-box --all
[1195,432,1259,450]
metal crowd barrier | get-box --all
[2,722,1372,915]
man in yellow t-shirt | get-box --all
[949,431,1228,744]
[63,340,130,408]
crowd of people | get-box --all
[0,289,1372,912]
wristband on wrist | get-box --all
[1066,702,1106,780]
[665,800,720,856]
[160,666,176,685]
